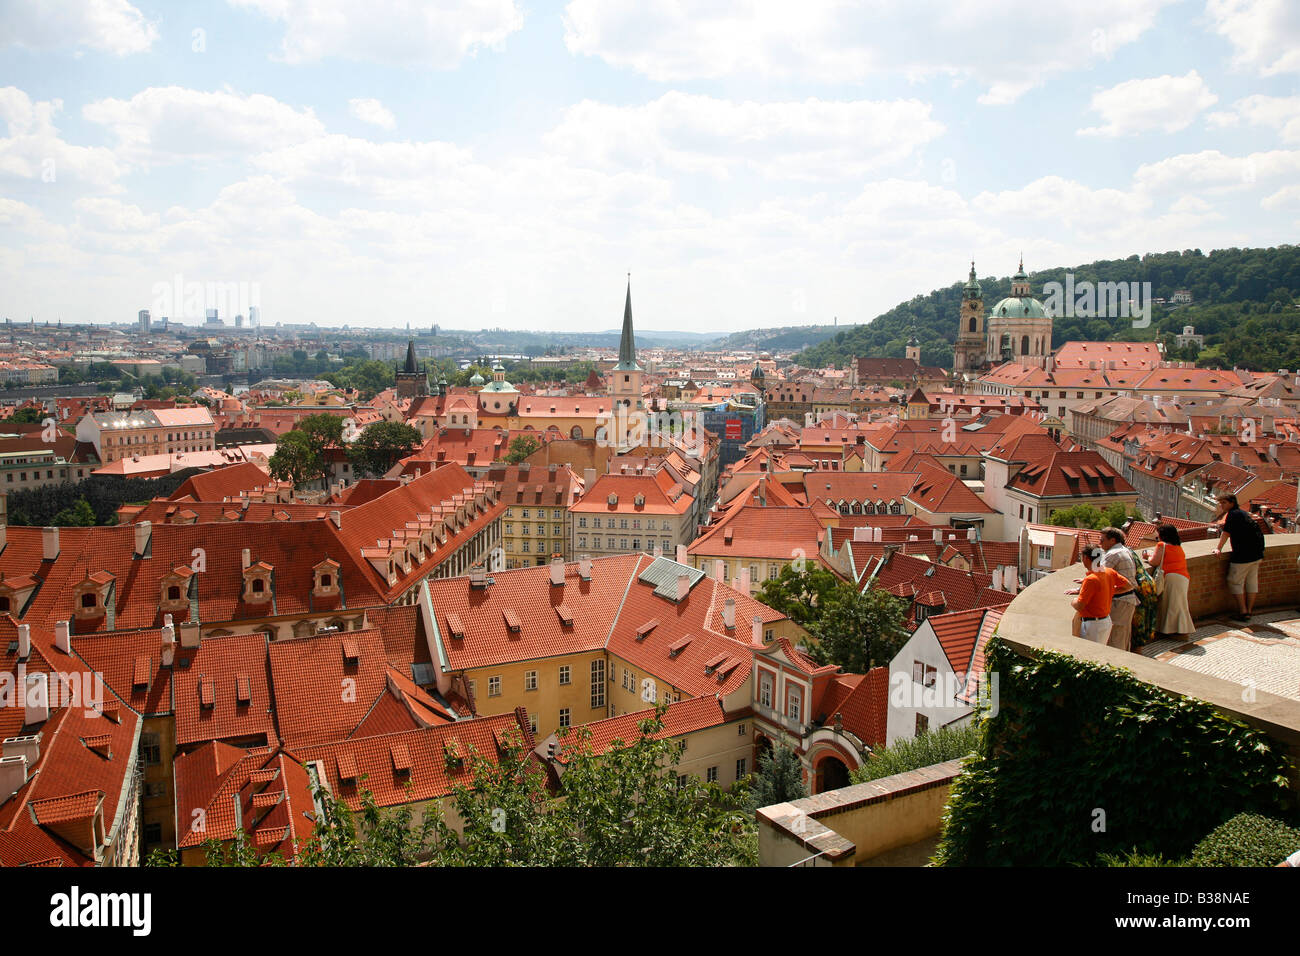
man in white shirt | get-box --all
[1098,527,1139,651]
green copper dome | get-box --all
[469,371,485,386]
[990,295,1050,319]
[963,261,981,298]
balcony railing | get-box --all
[752,700,805,737]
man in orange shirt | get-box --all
[1069,546,1125,644]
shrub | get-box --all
[1189,813,1300,867]
[850,723,982,784]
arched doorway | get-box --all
[814,754,850,794]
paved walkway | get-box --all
[1139,608,1300,702]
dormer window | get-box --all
[74,572,113,620]
[243,562,273,604]
[313,559,341,598]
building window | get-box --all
[676,774,687,790]
[736,758,747,779]
[488,676,501,697]
[559,708,570,728]
[590,659,605,708]
[738,723,746,735]
[139,733,162,766]
[529,713,539,734]
[144,822,163,845]
[578,517,587,528]
[706,766,718,783]
[558,664,571,685]
[786,685,801,722]
[916,713,930,735]
[760,673,772,708]
[525,670,538,691]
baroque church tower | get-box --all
[953,261,985,385]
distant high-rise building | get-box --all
[235,313,245,328]
[205,308,221,326]
[138,309,151,333]
[249,306,260,327]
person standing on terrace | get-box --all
[1068,546,1124,644]
[1213,493,1265,624]
[1097,527,1139,651]
[1146,523,1193,641]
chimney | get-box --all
[932,528,942,544]
[330,510,342,528]
[584,468,597,488]
[872,527,882,542]
[1269,444,1278,462]
[54,621,70,654]
[0,492,6,550]
[24,672,49,725]
[3,733,40,767]
[723,598,735,629]
[16,624,29,660]
[966,528,976,540]
[42,527,58,561]
[241,548,251,571]
[738,566,751,592]
[752,615,765,645]
[676,573,690,601]
[1004,567,1019,594]
[0,755,27,803]
[579,554,592,580]
[160,623,176,667]
[179,621,201,648]
[549,555,564,586]
[676,544,687,563]
[853,526,867,541]
[991,567,1003,590]
[133,520,151,558]
[713,559,725,581]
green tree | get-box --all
[50,497,95,527]
[503,434,541,464]
[8,406,44,424]
[755,563,842,628]
[1049,502,1141,530]
[808,586,908,672]
[268,430,322,489]
[349,421,423,477]
[746,745,807,812]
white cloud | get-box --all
[544,93,944,181]
[0,87,123,187]
[348,98,396,130]
[1207,94,1300,144]
[0,0,156,56]
[1077,71,1217,136]
[1133,148,1300,191]
[972,176,1152,232]
[229,0,524,67]
[1207,0,1300,76]
[1261,184,1300,209]
[83,87,326,167]
[562,0,1175,103]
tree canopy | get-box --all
[349,421,423,478]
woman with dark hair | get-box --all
[1147,523,1193,640]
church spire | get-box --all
[403,338,418,374]
[615,273,641,371]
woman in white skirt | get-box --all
[1147,524,1193,640]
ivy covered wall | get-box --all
[934,638,1295,866]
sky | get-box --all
[1,0,1298,333]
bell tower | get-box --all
[953,261,985,385]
